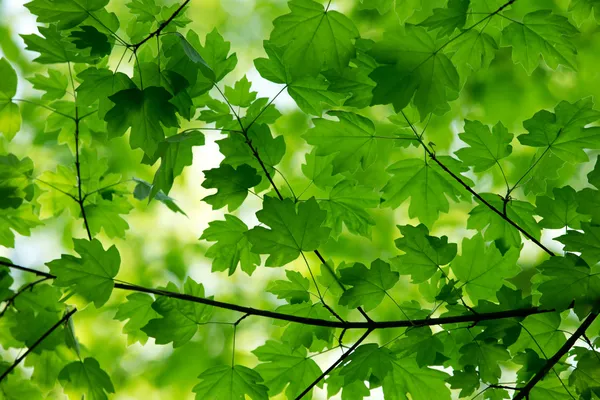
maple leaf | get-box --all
[193,365,268,400]
[502,10,579,74]
[104,86,179,157]
[382,157,473,227]
[141,278,214,347]
[202,164,261,211]
[200,214,260,276]
[0,58,20,141]
[338,259,399,312]
[58,357,114,400]
[46,239,120,308]
[269,0,359,78]
[252,340,323,399]
[369,25,459,119]
[392,224,457,283]
[455,120,513,172]
[247,197,330,266]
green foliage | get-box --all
[2,0,600,399]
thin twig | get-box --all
[514,312,599,400]
[0,308,76,382]
[294,328,373,399]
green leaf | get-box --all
[392,224,457,283]
[269,0,359,78]
[21,26,98,64]
[266,270,310,304]
[201,164,261,211]
[339,259,399,312]
[196,28,237,82]
[114,293,159,345]
[46,239,120,308]
[451,234,520,302]
[340,343,395,383]
[447,366,480,397]
[455,120,513,172]
[85,197,133,239]
[58,357,114,400]
[0,58,20,141]
[0,378,43,400]
[303,111,383,174]
[224,75,257,107]
[247,197,330,266]
[273,302,333,349]
[535,186,581,229]
[468,193,541,248]
[513,349,545,383]
[217,124,286,181]
[569,348,600,399]
[0,102,21,141]
[382,157,473,227]
[76,67,135,119]
[502,10,579,74]
[193,365,268,400]
[0,205,41,248]
[557,222,600,266]
[420,0,469,37]
[151,130,205,198]
[459,340,510,384]
[200,214,260,276]
[133,178,187,215]
[320,180,379,238]
[104,86,180,156]
[141,278,214,347]
[69,25,111,58]
[0,153,34,209]
[511,313,566,357]
[27,69,68,100]
[24,0,109,29]
[382,354,451,400]
[518,98,600,164]
[127,0,161,23]
[570,0,600,24]
[301,150,342,190]
[369,25,459,119]
[536,253,600,312]
[446,29,498,82]
[252,340,323,398]
[287,75,348,116]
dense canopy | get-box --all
[1,0,600,399]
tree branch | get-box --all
[0,261,571,330]
[294,328,373,400]
[514,311,599,400]
[0,308,76,382]
[130,0,191,50]
[73,107,92,241]
[400,111,555,257]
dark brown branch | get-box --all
[0,308,76,382]
[400,111,555,257]
[0,261,570,330]
[131,0,191,49]
[295,328,373,399]
[514,311,599,400]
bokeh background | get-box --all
[1,0,599,398]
